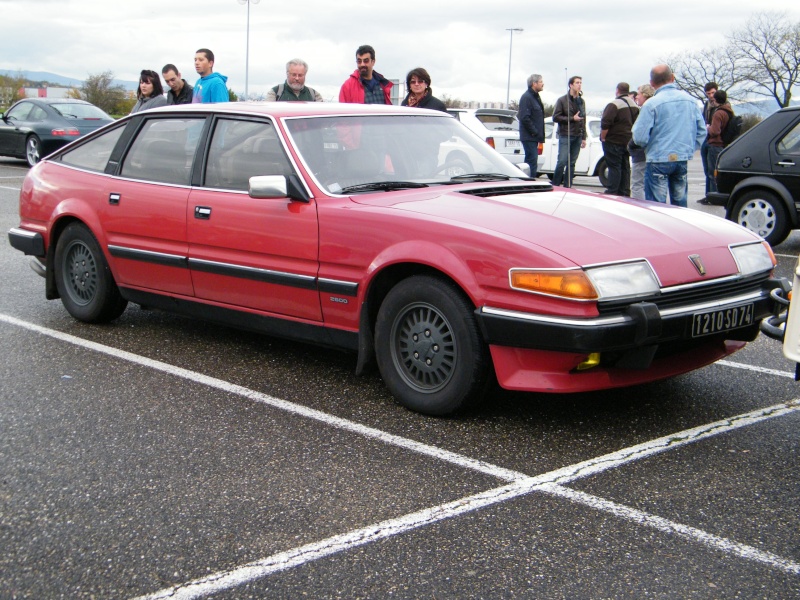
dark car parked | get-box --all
[710,105,800,247]
[0,98,114,167]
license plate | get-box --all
[692,303,754,337]
[505,139,521,147]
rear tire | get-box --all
[731,190,790,247]
[374,275,491,416]
[54,223,128,323]
[26,135,41,167]
[596,158,609,188]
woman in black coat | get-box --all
[401,68,447,112]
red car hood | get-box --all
[354,187,762,287]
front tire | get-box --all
[54,223,128,323]
[374,275,491,416]
[26,135,41,167]
[731,190,790,247]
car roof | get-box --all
[24,98,93,106]
[143,102,451,119]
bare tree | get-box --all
[664,45,747,101]
[727,11,800,108]
[440,93,464,108]
[75,71,127,114]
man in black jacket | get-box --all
[599,82,639,195]
[518,74,545,176]
[552,76,586,187]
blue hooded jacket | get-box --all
[193,72,229,103]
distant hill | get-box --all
[0,69,138,91]
[733,97,799,118]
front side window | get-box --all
[120,118,204,185]
[60,124,125,172]
[204,118,294,191]
[6,102,34,122]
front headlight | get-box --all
[584,260,660,301]
[730,241,776,276]
[510,260,660,301]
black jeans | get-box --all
[602,141,631,196]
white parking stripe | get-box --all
[1,313,798,597]
[541,485,800,576]
[134,400,800,599]
[718,359,795,378]
[0,185,21,191]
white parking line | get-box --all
[1,313,798,597]
[0,185,21,191]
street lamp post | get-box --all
[505,28,523,109]
[237,0,261,100]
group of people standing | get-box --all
[517,64,726,209]
[131,48,228,113]
[132,44,447,114]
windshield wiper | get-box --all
[447,173,512,183]
[339,181,429,193]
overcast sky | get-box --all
[2,1,798,111]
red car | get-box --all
[8,103,785,415]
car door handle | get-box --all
[109,193,120,205]
[195,206,212,219]
[777,160,796,167]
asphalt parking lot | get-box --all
[1,155,798,599]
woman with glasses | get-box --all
[401,68,447,112]
[130,70,168,114]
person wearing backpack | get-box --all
[266,58,324,102]
[703,89,734,197]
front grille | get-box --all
[597,272,771,314]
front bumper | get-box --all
[476,277,786,358]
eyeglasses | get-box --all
[408,79,426,85]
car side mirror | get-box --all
[249,174,310,202]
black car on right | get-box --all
[710,105,800,247]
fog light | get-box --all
[576,353,601,371]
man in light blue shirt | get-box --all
[631,64,705,207]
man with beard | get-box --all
[339,44,393,104]
[267,59,324,102]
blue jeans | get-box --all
[553,135,582,187]
[644,161,688,207]
[704,145,724,194]
[521,140,540,176]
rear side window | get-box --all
[475,113,519,131]
[60,125,125,172]
[120,118,204,185]
[777,120,800,156]
[50,103,111,120]
[204,118,294,191]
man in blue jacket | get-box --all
[518,74,545,176]
[631,64,705,207]
[192,48,229,104]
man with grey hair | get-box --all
[631,64,705,207]
[517,73,545,176]
[267,58,324,102]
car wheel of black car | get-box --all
[597,158,609,188]
[732,190,790,247]
[26,135,41,167]
[374,275,491,416]
[55,223,128,323]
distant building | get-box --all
[23,86,72,99]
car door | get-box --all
[771,117,800,203]
[0,100,34,156]
[104,116,206,296]
[187,116,322,321]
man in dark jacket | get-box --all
[705,89,733,195]
[518,74,545,176]
[599,82,639,196]
[161,64,193,105]
[552,76,586,187]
